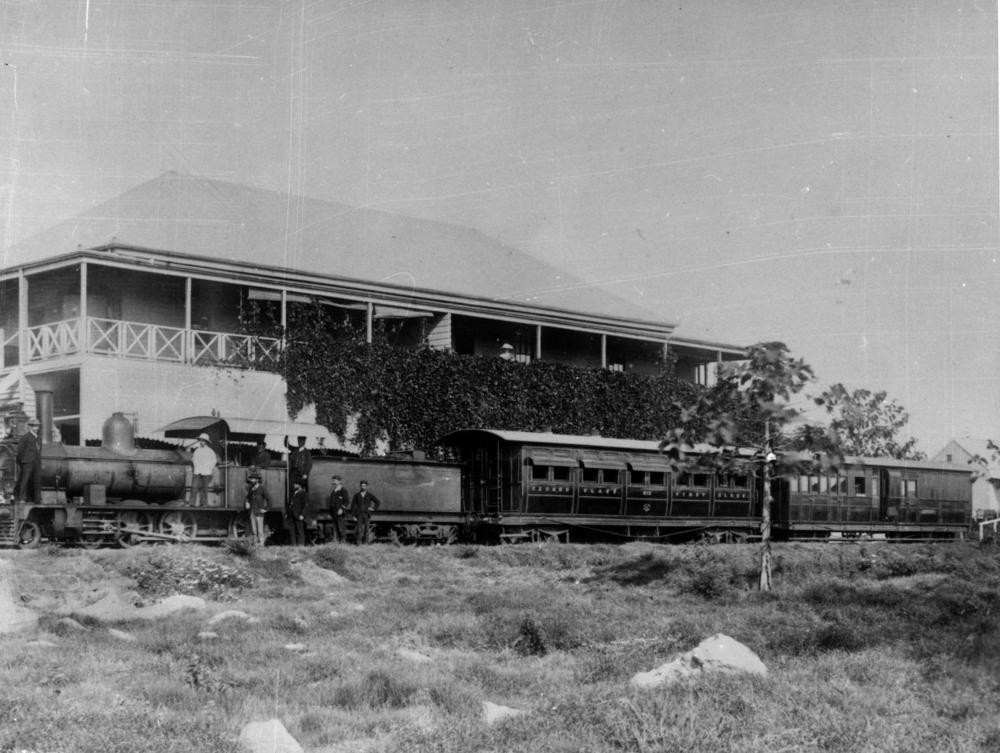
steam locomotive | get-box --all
[0,412,974,548]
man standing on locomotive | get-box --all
[191,433,217,507]
[284,435,312,491]
[244,471,271,545]
[16,417,42,503]
[350,479,381,544]
[328,474,350,543]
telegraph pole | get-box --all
[759,420,773,592]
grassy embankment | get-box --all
[2,540,1000,753]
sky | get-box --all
[0,0,997,455]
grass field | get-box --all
[2,539,999,753]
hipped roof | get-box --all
[2,172,669,330]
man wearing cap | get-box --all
[16,417,42,503]
[284,435,312,492]
[328,474,350,543]
[286,479,307,546]
[191,433,217,507]
[244,472,271,545]
[350,480,381,544]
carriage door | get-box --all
[467,439,505,515]
[879,469,896,522]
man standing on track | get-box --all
[328,474,350,543]
[350,479,381,545]
[244,471,271,545]
[287,479,307,546]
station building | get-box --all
[932,438,1000,521]
[0,173,744,448]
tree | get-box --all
[813,383,925,460]
[661,342,835,591]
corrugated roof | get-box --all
[2,172,668,327]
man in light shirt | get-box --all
[191,432,217,507]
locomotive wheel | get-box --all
[159,511,198,542]
[117,511,154,548]
[17,520,41,549]
[228,516,250,540]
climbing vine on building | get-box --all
[245,302,709,456]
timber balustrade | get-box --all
[2,317,281,369]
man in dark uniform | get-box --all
[16,417,42,503]
[284,435,312,491]
[286,479,307,546]
[350,479,381,544]
[243,471,272,545]
[327,474,350,543]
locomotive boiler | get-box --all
[0,412,251,547]
[9,412,189,502]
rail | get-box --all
[978,517,1000,542]
[17,317,281,369]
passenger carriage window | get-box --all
[903,479,918,498]
[678,473,707,487]
[810,475,835,493]
[629,470,645,485]
[552,465,571,482]
[853,476,866,496]
[648,471,665,487]
[731,475,749,489]
[531,464,550,481]
[831,476,847,494]
[583,467,600,483]
[604,469,620,485]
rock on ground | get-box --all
[239,719,304,753]
[66,592,207,621]
[630,633,768,688]
[482,701,526,725]
[0,559,39,633]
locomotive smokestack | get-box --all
[35,390,54,444]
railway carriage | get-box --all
[773,457,971,540]
[437,429,760,542]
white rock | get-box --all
[630,633,767,689]
[482,701,526,725]
[208,609,252,625]
[239,719,304,753]
[0,560,39,633]
[284,643,307,652]
[198,631,219,640]
[139,594,207,618]
[108,628,136,642]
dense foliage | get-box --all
[255,303,706,455]
[813,383,925,460]
[661,342,820,468]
